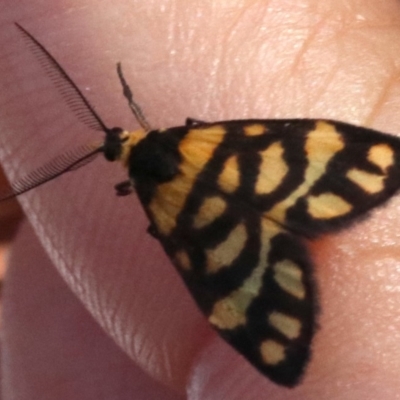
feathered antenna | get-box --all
[14,23,109,133]
[0,145,103,201]
[0,24,113,201]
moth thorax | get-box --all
[128,130,181,183]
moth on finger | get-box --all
[3,23,400,387]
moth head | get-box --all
[103,127,127,161]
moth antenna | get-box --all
[116,62,152,131]
[0,144,103,202]
[15,23,109,133]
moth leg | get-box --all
[185,118,207,126]
[114,180,133,196]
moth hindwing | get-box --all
[9,25,400,388]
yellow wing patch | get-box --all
[260,340,286,366]
[174,250,191,271]
[244,123,267,136]
[273,260,306,300]
[206,223,247,274]
[218,155,240,193]
[208,296,247,330]
[368,143,394,171]
[346,168,385,194]
[256,141,288,194]
[269,311,302,340]
[307,193,352,219]
[193,196,227,229]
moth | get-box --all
[3,24,400,387]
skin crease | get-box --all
[2,0,400,399]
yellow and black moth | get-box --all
[3,24,400,387]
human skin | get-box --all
[1,1,400,399]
